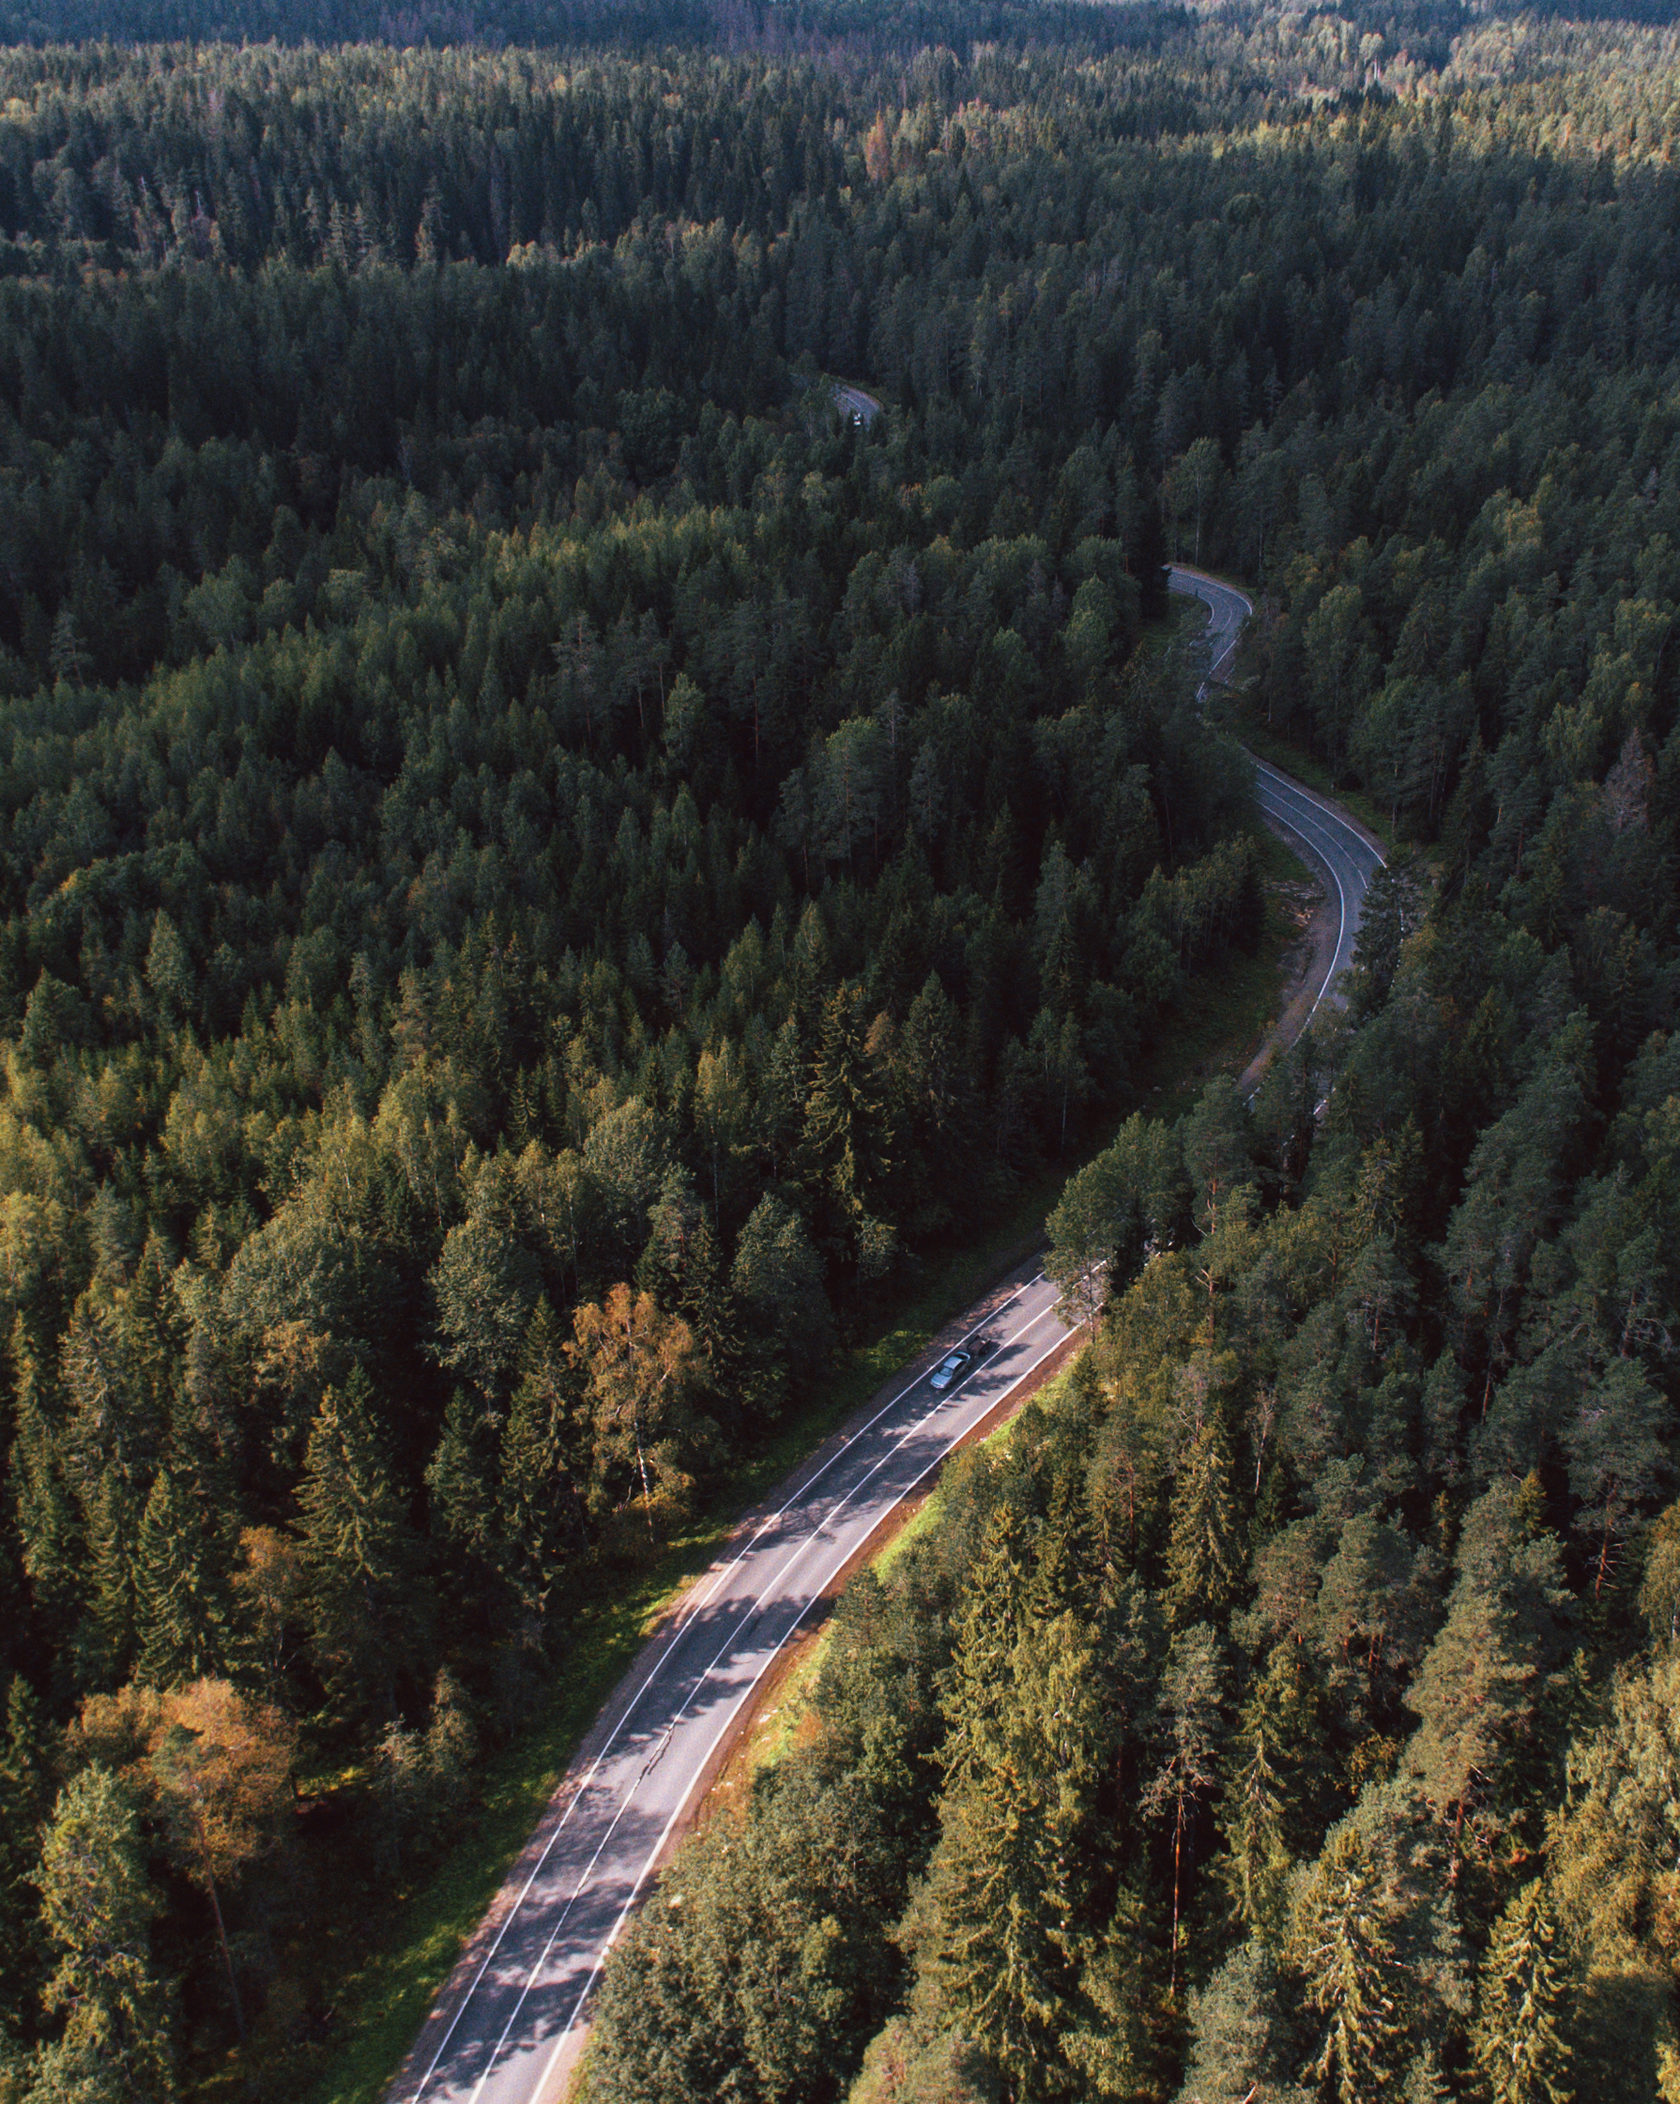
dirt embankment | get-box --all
[1237,856,1337,1098]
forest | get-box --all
[0,0,1676,2100]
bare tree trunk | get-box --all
[1169,1787,1185,1998]
[634,1410,653,1530]
[205,1868,245,2042]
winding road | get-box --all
[390,567,1381,2104]
[1169,564,1386,1042]
[832,382,882,428]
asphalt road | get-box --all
[401,1269,1071,2104]
[832,381,882,428]
[395,566,1381,2104]
[1169,564,1386,1028]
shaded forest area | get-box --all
[1,2,1680,2102]
[571,12,1680,2104]
[0,12,1288,2104]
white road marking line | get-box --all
[461,1292,1066,2102]
[528,1313,1075,2104]
[1169,567,1387,1093]
[428,571,1379,2103]
[1253,757,1385,869]
[406,1269,1043,2101]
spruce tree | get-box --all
[1403,1478,1568,1851]
[296,1370,420,1725]
[134,1467,225,1689]
[1167,1417,1242,1627]
[1173,1938,1312,2104]
[497,1310,583,1625]
[28,1765,174,2104]
[83,1472,139,1685]
[801,983,892,1253]
[1144,1623,1225,1997]
[0,1676,53,2035]
[424,1389,498,1569]
[1287,1822,1404,2104]
[1471,1881,1573,2104]
[8,1317,81,1640]
[1219,1644,1322,1936]
[914,1515,1119,2096]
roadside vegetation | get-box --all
[4,1,1680,2101]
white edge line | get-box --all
[1254,771,1388,1023]
[1262,785,1352,1029]
[1169,567,1389,1095]
[529,1314,1075,2104]
[471,1291,1067,2101]
[1253,754,1388,870]
[473,1290,1064,2098]
[407,1268,1045,2100]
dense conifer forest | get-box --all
[0,0,1676,2099]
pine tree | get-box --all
[1182,1077,1254,1235]
[1045,1148,1127,1335]
[1471,1881,1572,2104]
[134,1467,225,1688]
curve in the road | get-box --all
[395,565,1382,2104]
[1167,564,1385,1058]
[832,381,882,429]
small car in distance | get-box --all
[930,1349,973,1391]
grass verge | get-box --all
[735,1361,1078,1781]
[1132,825,1313,1126]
